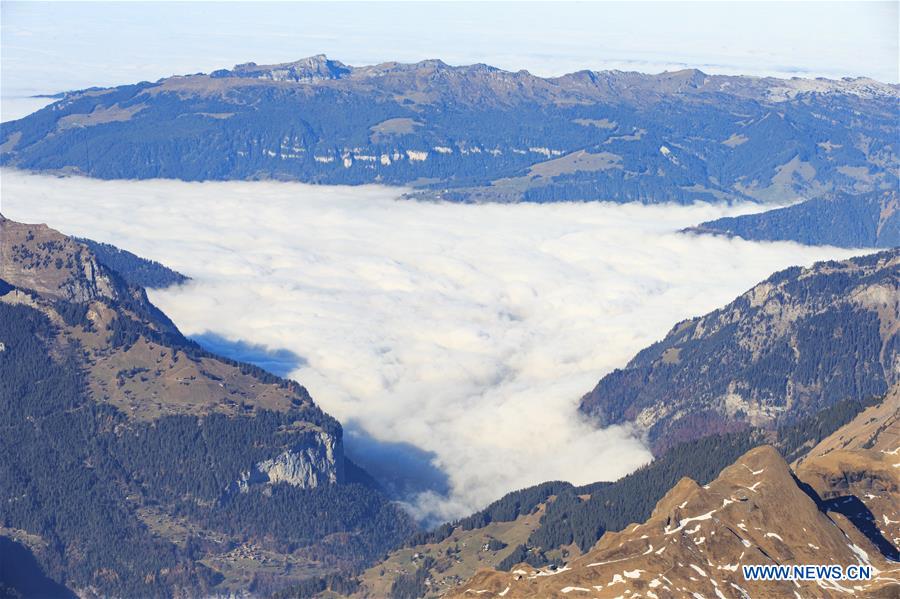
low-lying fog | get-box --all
[0,170,864,523]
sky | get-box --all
[0,170,867,522]
[1,1,898,120]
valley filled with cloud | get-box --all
[0,170,867,522]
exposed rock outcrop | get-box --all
[235,431,345,492]
[0,214,120,303]
[0,217,418,597]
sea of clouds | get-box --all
[0,170,866,523]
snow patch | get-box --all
[665,510,717,535]
[689,564,708,577]
[719,563,739,572]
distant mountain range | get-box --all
[687,190,900,248]
[2,55,898,205]
[0,216,415,597]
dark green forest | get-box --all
[76,237,189,289]
[692,191,899,249]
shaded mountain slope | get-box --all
[687,190,900,248]
[75,236,190,288]
[580,249,899,454]
[2,55,897,204]
[0,215,415,597]
[794,385,900,558]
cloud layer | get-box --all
[0,170,866,522]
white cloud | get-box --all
[0,170,866,522]
[1,96,54,123]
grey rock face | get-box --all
[230,54,351,82]
[236,430,344,493]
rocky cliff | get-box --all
[235,431,346,493]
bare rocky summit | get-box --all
[451,396,899,598]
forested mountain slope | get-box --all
[0,215,415,597]
[580,249,899,454]
[75,236,190,288]
[687,190,900,248]
[337,249,898,598]
[2,55,897,204]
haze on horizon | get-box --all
[1,1,898,121]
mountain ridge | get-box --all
[451,439,899,598]
[580,249,899,454]
[686,190,900,249]
[194,54,900,100]
[3,55,896,205]
[449,386,898,599]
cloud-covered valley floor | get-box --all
[0,170,866,523]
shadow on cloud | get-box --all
[191,331,307,378]
[344,421,451,503]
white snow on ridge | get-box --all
[665,510,717,535]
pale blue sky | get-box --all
[1,1,898,103]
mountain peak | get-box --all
[219,54,351,82]
[451,439,896,598]
[0,217,121,303]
